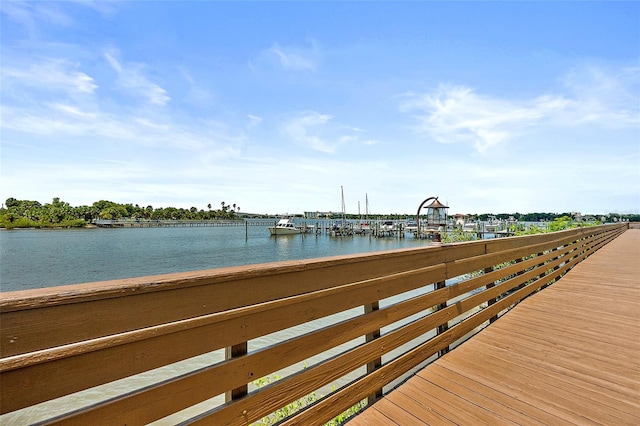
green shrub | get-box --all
[251,374,366,425]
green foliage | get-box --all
[513,215,601,236]
[513,225,546,236]
[251,374,318,425]
[5,197,20,208]
[0,197,89,229]
[1,217,39,229]
[0,197,244,228]
[325,399,367,426]
[251,374,366,425]
[441,228,476,243]
[546,215,575,232]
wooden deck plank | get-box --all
[348,229,640,425]
[492,317,640,364]
[349,406,396,426]
[415,372,537,425]
[424,364,570,425]
[430,357,600,425]
[473,332,640,407]
[396,380,508,425]
[436,349,605,425]
[375,391,455,425]
[515,298,640,326]
[495,318,640,370]
[506,299,640,344]
[464,341,638,425]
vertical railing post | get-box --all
[365,301,382,405]
[556,243,568,279]
[515,257,526,290]
[579,231,592,261]
[436,281,449,357]
[541,245,561,289]
[484,266,498,323]
[225,342,248,403]
[536,251,546,284]
[540,248,557,290]
[575,232,588,262]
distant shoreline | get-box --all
[0,224,98,230]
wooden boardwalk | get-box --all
[348,229,640,425]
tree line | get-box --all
[0,198,244,229]
[1,197,637,229]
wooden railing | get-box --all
[0,223,627,425]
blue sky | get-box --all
[1,1,639,216]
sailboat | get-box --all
[331,186,353,236]
[355,194,371,234]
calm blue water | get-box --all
[0,223,431,292]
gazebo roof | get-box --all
[425,198,449,209]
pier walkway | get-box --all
[348,229,640,425]
[1,224,634,424]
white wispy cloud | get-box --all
[50,102,98,119]
[268,43,315,70]
[247,114,263,129]
[0,0,74,36]
[562,65,640,126]
[1,0,115,31]
[281,111,376,154]
[400,65,640,153]
[67,0,117,16]
[253,40,320,72]
[1,0,36,32]
[282,111,335,153]
[1,101,243,155]
[104,48,170,106]
[1,58,97,94]
[178,67,214,106]
[400,84,566,153]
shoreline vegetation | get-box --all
[0,197,244,230]
[1,197,638,231]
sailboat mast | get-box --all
[341,186,346,222]
[365,193,369,221]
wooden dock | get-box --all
[92,219,276,227]
[348,229,640,425]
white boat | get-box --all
[405,220,418,232]
[380,221,396,231]
[462,221,477,232]
[354,222,371,234]
[482,216,499,232]
[267,218,302,235]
